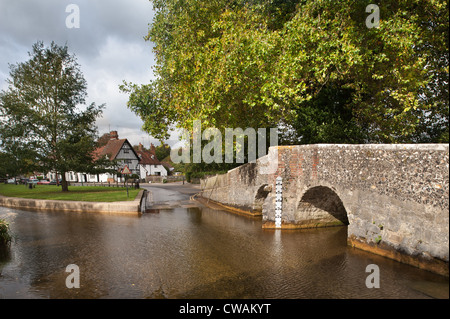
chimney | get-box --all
[110,131,119,140]
[138,143,144,152]
[150,143,156,154]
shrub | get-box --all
[0,219,12,246]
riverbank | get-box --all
[0,189,145,216]
[0,184,140,202]
[0,182,201,216]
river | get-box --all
[0,184,448,299]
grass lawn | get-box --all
[0,184,141,202]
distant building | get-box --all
[136,143,168,177]
[63,131,167,183]
[161,160,175,173]
[63,131,140,183]
[93,131,141,182]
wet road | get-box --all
[142,182,202,210]
[0,183,448,299]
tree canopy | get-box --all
[0,41,109,191]
[122,0,448,145]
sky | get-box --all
[0,0,174,148]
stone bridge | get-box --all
[199,144,449,276]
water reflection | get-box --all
[0,245,11,276]
[0,205,448,299]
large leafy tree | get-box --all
[277,0,448,143]
[122,0,448,145]
[0,41,109,191]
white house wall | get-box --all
[151,165,168,177]
[62,171,116,183]
[140,164,168,177]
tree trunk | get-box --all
[61,173,69,192]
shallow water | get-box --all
[0,202,448,299]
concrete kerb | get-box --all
[192,192,262,218]
[0,189,145,216]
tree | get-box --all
[275,0,448,143]
[409,0,449,142]
[285,83,369,144]
[0,149,33,179]
[122,0,448,145]
[0,41,109,191]
[155,143,171,161]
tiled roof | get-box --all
[93,135,162,166]
[93,139,127,161]
[136,149,162,165]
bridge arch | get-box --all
[295,185,349,228]
[252,184,270,213]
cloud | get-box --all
[78,35,156,141]
[0,0,158,148]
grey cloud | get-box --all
[0,0,158,148]
[0,0,154,55]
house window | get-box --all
[122,144,130,154]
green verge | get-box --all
[0,184,140,202]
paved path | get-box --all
[140,182,202,210]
